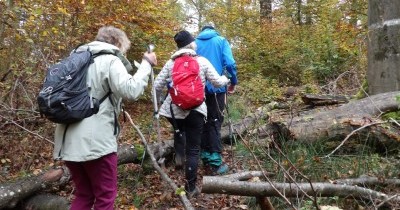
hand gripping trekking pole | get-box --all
[148,44,164,165]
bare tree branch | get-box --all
[124,111,195,210]
[202,176,400,204]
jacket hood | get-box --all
[171,49,197,60]
[196,29,219,40]
[77,41,133,72]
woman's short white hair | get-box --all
[95,26,131,54]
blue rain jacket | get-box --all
[195,29,238,94]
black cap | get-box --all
[201,25,215,31]
[174,30,195,48]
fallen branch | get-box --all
[222,171,274,181]
[0,113,54,144]
[324,121,384,158]
[0,166,70,209]
[334,175,400,187]
[124,111,194,210]
[202,176,400,204]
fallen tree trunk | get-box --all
[286,91,400,142]
[202,175,400,204]
[0,142,174,209]
[222,91,400,151]
[15,194,70,210]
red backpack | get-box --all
[169,55,205,110]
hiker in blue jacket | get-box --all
[195,25,238,175]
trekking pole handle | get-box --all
[147,44,155,53]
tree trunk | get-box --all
[367,0,400,94]
[296,0,302,26]
[260,0,272,22]
[0,141,174,209]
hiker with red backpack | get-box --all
[51,26,157,210]
[195,25,238,175]
[153,30,230,198]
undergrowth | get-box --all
[234,133,400,209]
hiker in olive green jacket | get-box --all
[52,26,157,210]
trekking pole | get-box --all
[225,89,237,167]
[148,44,165,164]
[148,44,158,119]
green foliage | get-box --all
[382,111,400,121]
[354,79,368,99]
[175,186,186,196]
[132,195,143,208]
[238,134,400,208]
[135,144,146,161]
[244,134,392,180]
[269,139,391,181]
[181,0,368,101]
[241,75,283,104]
[226,94,250,122]
[222,0,366,90]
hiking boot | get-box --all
[211,163,229,175]
[186,186,200,199]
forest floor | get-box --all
[61,101,248,210]
[0,98,253,210]
[123,146,247,210]
[3,94,400,209]
[110,99,253,209]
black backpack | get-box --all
[37,49,114,124]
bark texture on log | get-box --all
[17,194,70,210]
[220,102,281,142]
[301,94,349,106]
[281,91,400,143]
[202,176,400,203]
[0,167,70,209]
[221,91,400,151]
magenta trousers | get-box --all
[65,152,118,210]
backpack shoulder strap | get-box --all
[92,50,116,58]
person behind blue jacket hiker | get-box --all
[154,30,230,198]
[195,24,238,175]
[53,26,157,210]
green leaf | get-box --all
[175,186,186,196]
